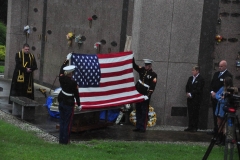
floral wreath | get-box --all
[129,105,157,127]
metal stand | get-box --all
[202,111,240,160]
[49,75,59,94]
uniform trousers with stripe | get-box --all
[136,100,149,131]
[59,101,74,144]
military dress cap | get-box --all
[63,65,75,73]
[143,59,154,64]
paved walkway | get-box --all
[0,77,213,143]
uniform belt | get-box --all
[138,80,150,88]
[61,90,74,96]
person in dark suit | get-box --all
[184,65,205,132]
[209,60,232,134]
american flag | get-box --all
[71,51,147,109]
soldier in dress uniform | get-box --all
[132,58,157,133]
[58,65,82,144]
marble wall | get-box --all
[132,0,215,128]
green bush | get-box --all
[0,21,6,45]
[0,45,5,61]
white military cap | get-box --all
[63,65,75,73]
[143,59,154,64]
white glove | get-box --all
[77,105,82,111]
[24,25,30,31]
[125,104,131,109]
[66,53,72,60]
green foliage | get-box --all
[0,21,6,45]
[0,120,238,160]
[0,45,5,61]
[0,66,4,73]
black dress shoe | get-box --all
[133,128,140,132]
[184,128,192,132]
[207,131,216,135]
[189,128,197,132]
[184,128,197,132]
[139,130,146,133]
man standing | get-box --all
[9,43,38,104]
[209,60,232,134]
[58,65,81,144]
[184,66,205,132]
[132,58,157,133]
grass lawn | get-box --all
[0,120,238,160]
[0,65,4,73]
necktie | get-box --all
[218,72,222,78]
[192,77,195,84]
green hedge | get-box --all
[0,22,6,45]
[0,45,5,61]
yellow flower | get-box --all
[66,32,74,40]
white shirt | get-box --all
[192,73,199,84]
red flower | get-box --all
[88,17,93,21]
[215,35,222,40]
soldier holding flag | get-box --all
[132,58,157,133]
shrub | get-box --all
[0,45,5,61]
[0,21,6,45]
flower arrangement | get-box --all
[88,15,98,28]
[215,35,222,42]
[88,17,93,28]
[129,105,157,127]
[24,25,30,34]
[66,32,74,40]
[215,35,224,45]
[236,60,240,71]
[75,34,83,44]
[94,42,101,53]
[24,25,30,38]
[94,42,101,49]
[66,32,75,47]
[88,17,93,21]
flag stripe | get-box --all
[80,81,135,92]
[100,77,134,87]
[80,90,142,102]
[100,73,133,83]
[101,68,133,78]
[81,94,145,107]
[80,86,136,97]
[97,51,133,59]
[99,59,132,69]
